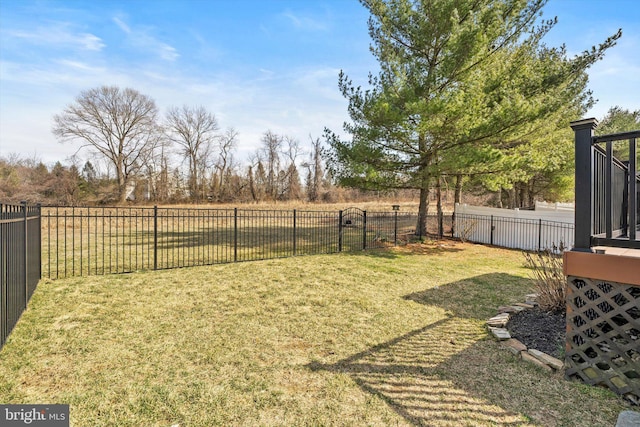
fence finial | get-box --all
[569,117,598,131]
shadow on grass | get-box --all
[309,318,624,426]
[404,272,533,320]
[306,273,621,426]
[345,240,465,260]
[308,316,529,426]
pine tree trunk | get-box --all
[436,175,443,238]
[454,174,463,204]
[416,139,430,237]
[527,180,535,207]
[417,174,430,237]
[508,188,516,209]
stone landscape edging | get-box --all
[486,293,565,372]
[487,294,640,420]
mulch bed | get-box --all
[506,307,566,359]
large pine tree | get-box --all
[325,0,620,235]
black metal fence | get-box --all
[42,204,585,279]
[1,202,41,348]
[42,206,451,279]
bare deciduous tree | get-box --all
[138,137,172,203]
[53,86,161,203]
[280,135,302,200]
[212,127,238,201]
[303,136,324,202]
[260,130,282,200]
[165,105,219,202]
[247,151,268,203]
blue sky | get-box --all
[0,0,638,166]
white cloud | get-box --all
[282,10,328,31]
[259,68,275,77]
[78,33,105,51]
[112,16,179,62]
[55,59,105,72]
[157,44,179,61]
[293,67,343,101]
[4,25,105,51]
[188,31,224,63]
[112,17,131,34]
[0,58,131,89]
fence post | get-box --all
[629,137,637,241]
[394,211,398,245]
[338,210,343,252]
[293,209,297,256]
[438,211,444,238]
[21,201,28,309]
[72,206,75,276]
[606,140,613,239]
[571,118,598,252]
[538,218,542,251]
[362,211,367,250]
[233,208,238,262]
[490,215,494,246]
[36,204,41,281]
[451,212,455,237]
[622,165,629,237]
[153,206,158,270]
[0,204,2,341]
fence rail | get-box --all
[1,202,41,348]
[42,206,450,279]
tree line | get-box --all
[44,86,338,205]
[1,105,635,207]
[1,105,337,205]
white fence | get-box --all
[453,203,574,251]
[534,201,575,212]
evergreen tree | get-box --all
[597,106,640,162]
[326,0,620,234]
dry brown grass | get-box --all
[133,197,427,212]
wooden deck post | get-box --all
[570,118,598,252]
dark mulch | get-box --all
[506,307,566,359]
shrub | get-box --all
[523,245,566,313]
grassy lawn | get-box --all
[0,242,629,426]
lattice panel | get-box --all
[566,276,640,400]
